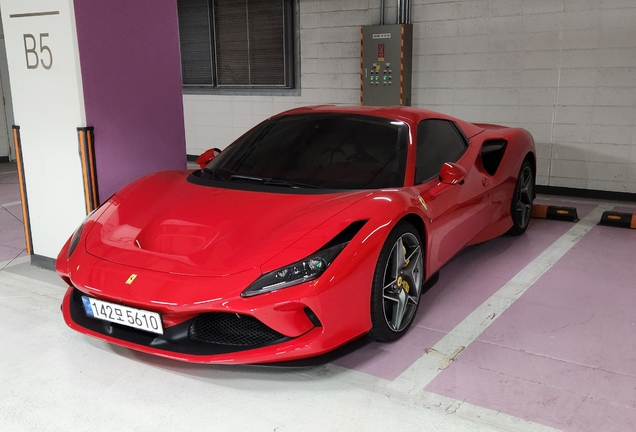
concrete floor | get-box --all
[0,163,26,265]
[1,161,636,431]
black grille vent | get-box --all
[189,312,286,346]
[72,288,85,309]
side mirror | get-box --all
[428,162,467,197]
[439,162,466,185]
[196,148,222,169]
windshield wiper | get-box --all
[267,179,319,189]
[201,167,235,180]
[229,174,268,183]
[229,175,318,189]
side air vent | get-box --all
[320,220,368,250]
[480,139,507,176]
[304,307,322,327]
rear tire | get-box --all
[508,160,534,235]
[370,221,424,342]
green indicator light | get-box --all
[383,76,387,81]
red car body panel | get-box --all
[57,105,535,364]
[85,170,371,276]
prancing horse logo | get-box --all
[125,274,137,285]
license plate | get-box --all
[81,296,164,335]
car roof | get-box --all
[277,105,485,139]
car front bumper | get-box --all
[62,284,339,364]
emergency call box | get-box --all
[361,24,413,106]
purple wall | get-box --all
[74,0,186,201]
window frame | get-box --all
[415,119,469,184]
[180,0,301,96]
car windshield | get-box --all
[200,113,408,190]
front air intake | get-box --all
[188,312,287,346]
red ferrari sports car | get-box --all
[57,105,535,364]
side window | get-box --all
[416,119,468,183]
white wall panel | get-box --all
[1,0,86,258]
[184,0,636,194]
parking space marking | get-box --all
[0,255,29,266]
[388,203,614,395]
[1,200,21,207]
[303,363,562,431]
[0,255,30,273]
[298,206,618,431]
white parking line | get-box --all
[301,206,612,431]
[304,364,562,431]
[388,203,613,394]
[0,255,30,271]
[0,263,66,291]
[0,200,21,207]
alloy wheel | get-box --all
[381,233,423,332]
[515,165,534,229]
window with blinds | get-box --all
[177,0,295,89]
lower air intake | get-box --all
[72,288,85,308]
[188,312,286,346]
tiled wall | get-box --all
[184,0,636,193]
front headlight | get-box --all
[67,223,85,258]
[241,244,346,298]
[67,209,97,258]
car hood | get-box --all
[85,171,368,276]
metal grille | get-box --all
[177,0,214,84]
[189,312,286,346]
[72,288,85,309]
[214,0,285,86]
[177,0,291,87]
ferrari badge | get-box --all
[125,274,138,285]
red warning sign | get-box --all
[378,44,385,61]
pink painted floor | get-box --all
[426,216,636,431]
[0,164,27,263]
[613,204,636,214]
[335,196,636,430]
[334,199,594,380]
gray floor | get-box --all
[0,162,17,174]
[1,256,555,432]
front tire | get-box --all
[370,221,424,342]
[508,160,534,235]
